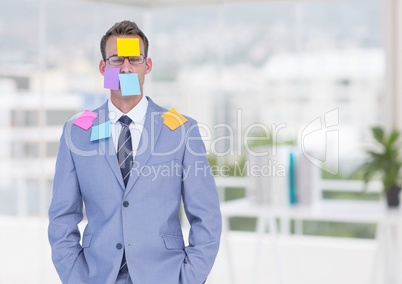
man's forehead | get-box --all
[108,35,141,42]
[106,35,143,53]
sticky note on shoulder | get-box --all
[161,108,188,131]
[90,121,111,141]
[73,110,98,130]
[117,38,140,56]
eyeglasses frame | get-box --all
[105,54,147,66]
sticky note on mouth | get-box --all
[117,38,140,57]
[73,110,98,130]
[161,108,188,131]
[119,73,141,96]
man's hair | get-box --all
[100,20,149,60]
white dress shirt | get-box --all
[108,96,148,158]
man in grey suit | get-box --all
[48,20,222,284]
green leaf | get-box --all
[387,129,400,147]
[359,126,402,192]
[371,127,384,144]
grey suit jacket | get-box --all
[48,97,222,284]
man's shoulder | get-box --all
[147,96,197,126]
[64,101,107,123]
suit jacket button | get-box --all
[116,243,123,250]
[123,201,129,207]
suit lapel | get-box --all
[94,101,126,190]
[99,135,126,190]
[124,98,164,196]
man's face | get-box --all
[99,34,152,97]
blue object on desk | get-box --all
[288,151,297,205]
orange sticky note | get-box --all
[161,108,188,131]
[117,38,140,56]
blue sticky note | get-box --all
[90,121,111,141]
[119,73,141,96]
[104,67,120,90]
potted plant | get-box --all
[358,126,402,207]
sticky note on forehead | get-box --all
[117,38,140,56]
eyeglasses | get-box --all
[105,55,146,66]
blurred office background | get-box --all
[1,0,402,283]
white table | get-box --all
[220,198,402,284]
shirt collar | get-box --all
[108,96,148,124]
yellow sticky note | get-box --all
[117,38,140,56]
[161,108,188,131]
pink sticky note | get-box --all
[104,67,120,90]
[73,110,98,130]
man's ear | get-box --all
[145,57,153,74]
[99,60,106,75]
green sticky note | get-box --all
[117,38,140,57]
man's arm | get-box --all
[48,123,84,283]
[180,120,222,284]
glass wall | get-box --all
[0,0,383,215]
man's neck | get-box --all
[110,94,143,114]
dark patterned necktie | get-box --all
[117,115,133,187]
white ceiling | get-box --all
[88,0,271,8]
